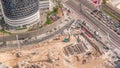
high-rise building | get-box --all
[1,0,40,27]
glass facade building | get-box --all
[1,0,40,27]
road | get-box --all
[83,10,120,45]
[0,20,74,50]
[64,0,120,46]
[102,4,120,21]
[22,20,74,45]
[0,17,65,42]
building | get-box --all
[0,3,2,16]
[109,0,120,10]
[39,0,49,10]
[93,0,102,5]
[0,0,40,27]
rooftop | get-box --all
[109,0,120,9]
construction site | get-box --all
[0,19,119,68]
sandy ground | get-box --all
[0,32,9,37]
[0,32,2,37]
[0,35,107,68]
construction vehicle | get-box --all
[63,38,69,42]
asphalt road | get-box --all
[65,0,120,46]
[22,20,74,45]
[0,20,74,49]
[70,0,96,11]
[83,10,120,45]
[0,18,64,42]
[102,4,120,20]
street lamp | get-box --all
[16,35,21,57]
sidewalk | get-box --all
[0,16,74,51]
